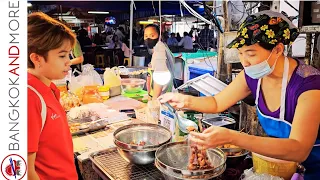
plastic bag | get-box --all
[82,86,103,104]
[240,168,284,180]
[146,100,160,124]
[69,64,103,93]
[60,91,81,111]
[80,64,103,86]
[187,135,213,171]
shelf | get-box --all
[299,26,320,33]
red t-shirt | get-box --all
[28,73,77,180]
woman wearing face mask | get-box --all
[159,11,320,179]
[144,24,175,99]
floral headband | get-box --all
[227,10,299,49]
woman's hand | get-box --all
[189,126,234,149]
[158,92,188,109]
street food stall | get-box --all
[54,63,258,180]
[28,0,320,179]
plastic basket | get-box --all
[252,152,297,180]
[189,64,214,80]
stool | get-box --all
[124,57,131,66]
[95,54,105,68]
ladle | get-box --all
[163,102,198,133]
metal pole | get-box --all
[312,33,320,69]
[223,1,232,83]
[159,0,162,39]
[129,1,134,66]
[305,34,312,65]
[217,1,230,83]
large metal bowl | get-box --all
[113,123,172,165]
[155,142,226,180]
[121,78,146,93]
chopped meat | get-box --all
[187,146,213,170]
[186,126,196,132]
[130,141,146,146]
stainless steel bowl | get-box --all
[155,160,226,180]
[121,78,146,93]
[117,147,158,165]
[155,142,226,180]
[113,123,172,165]
[224,149,249,168]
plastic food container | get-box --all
[201,115,236,130]
[252,152,297,180]
[98,86,110,100]
[121,78,146,93]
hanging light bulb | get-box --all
[153,71,171,85]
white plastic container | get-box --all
[103,67,121,87]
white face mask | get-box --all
[244,49,280,79]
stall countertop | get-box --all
[72,95,145,162]
[73,120,129,162]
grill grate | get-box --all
[91,148,165,180]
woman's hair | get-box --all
[145,24,160,36]
[28,12,76,68]
[258,42,276,51]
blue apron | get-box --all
[255,57,320,179]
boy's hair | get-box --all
[28,12,76,68]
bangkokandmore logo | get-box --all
[1,154,26,180]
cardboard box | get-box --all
[159,106,176,134]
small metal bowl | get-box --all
[113,123,172,165]
[225,150,249,168]
[219,146,250,168]
[121,78,146,93]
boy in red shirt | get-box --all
[27,12,78,180]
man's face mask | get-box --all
[144,38,158,49]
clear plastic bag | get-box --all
[240,168,284,180]
[187,135,213,170]
[146,100,160,124]
[69,64,103,93]
[80,64,103,86]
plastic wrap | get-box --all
[187,134,213,170]
[240,168,284,180]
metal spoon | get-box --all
[163,103,198,133]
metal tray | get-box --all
[69,116,130,136]
[89,147,164,180]
[69,117,108,136]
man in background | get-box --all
[167,33,178,46]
